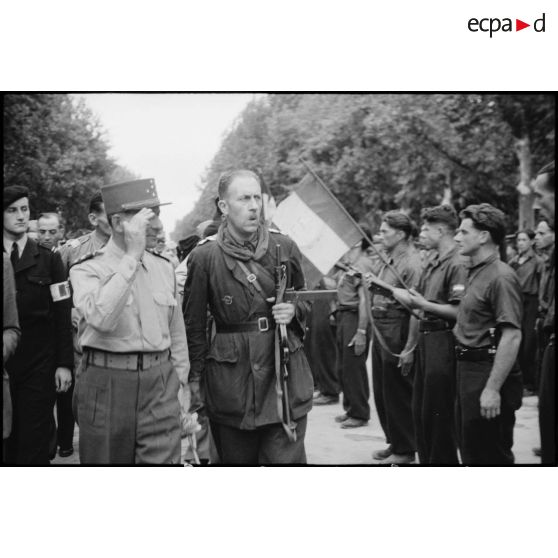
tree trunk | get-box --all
[515,136,534,230]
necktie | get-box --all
[10,242,19,269]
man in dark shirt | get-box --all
[393,205,467,464]
[509,229,543,394]
[532,161,555,465]
[183,170,313,464]
[454,203,523,464]
[369,211,422,464]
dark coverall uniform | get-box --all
[4,239,73,464]
[454,253,523,465]
[305,278,339,398]
[509,249,543,391]
[537,248,555,465]
[412,246,467,464]
[183,230,313,464]
[371,244,422,456]
[336,255,376,422]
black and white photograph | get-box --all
[3,93,555,466]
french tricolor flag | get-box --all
[273,172,363,288]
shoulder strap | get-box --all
[237,259,268,302]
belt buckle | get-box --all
[258,317,269,332]
[247,273,257,284]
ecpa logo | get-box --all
[468,13,546,37]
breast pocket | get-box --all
[152,291,177,331]
[24,275,52,315]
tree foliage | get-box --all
[172,94,555,240]
[3,94,132,232]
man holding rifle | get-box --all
[183,169,313,464]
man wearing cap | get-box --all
[183,169,313,464]
[70,178,195,464]
[453,203,523,464]
[3,186,73,464]
[532,161,555,465]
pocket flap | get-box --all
[207,335,239,363]
[28,275,51,286]
[153,291,177,306]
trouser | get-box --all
[519,295,539,390]
[337,310,370,420]
[538,337,556,465]
[456,360,522,465]
[76,359,181,464]
[413,328,459,464]
[5,368,56,464]
[305,299,339,396]
[372,316,415,455]
[210,416,307,464]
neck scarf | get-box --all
[216,221,269,262]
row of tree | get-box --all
[172,94,555,240]
[3,94,136,233]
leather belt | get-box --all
[419,319,451,332]
[216,315,275,334]
[455,345,494,362]
[84,348,171,371]
[372,308,407,319]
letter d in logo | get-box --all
[534,13,546,32]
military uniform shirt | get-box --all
[418,245,467,320]
[453,252,522,348]
[58,230,109,273]
[70,239,189,384]
[509,249,543,296]
[372,243,422,311]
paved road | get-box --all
[53,392,541,465]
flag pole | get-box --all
[298,157,413,292]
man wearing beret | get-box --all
[3,186,73,464]
[70,178,196,464]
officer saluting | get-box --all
[70,178,195,464]
[453,203,523,465]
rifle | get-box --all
[334,262,422,320]
[274,244,298,443]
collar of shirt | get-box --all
[467,251,498,272]
[387,242,410,265]
[3,234,28,255]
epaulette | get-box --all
[269,228,286,236]
[69,250,102,269]
[65,238,82,249]
[198,235,216,245]
[150,250,171,263]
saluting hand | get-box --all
[122,208,154,260]
[480,387,501,420]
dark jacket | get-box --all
[5,239,73,385]
[183,230,313,429]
